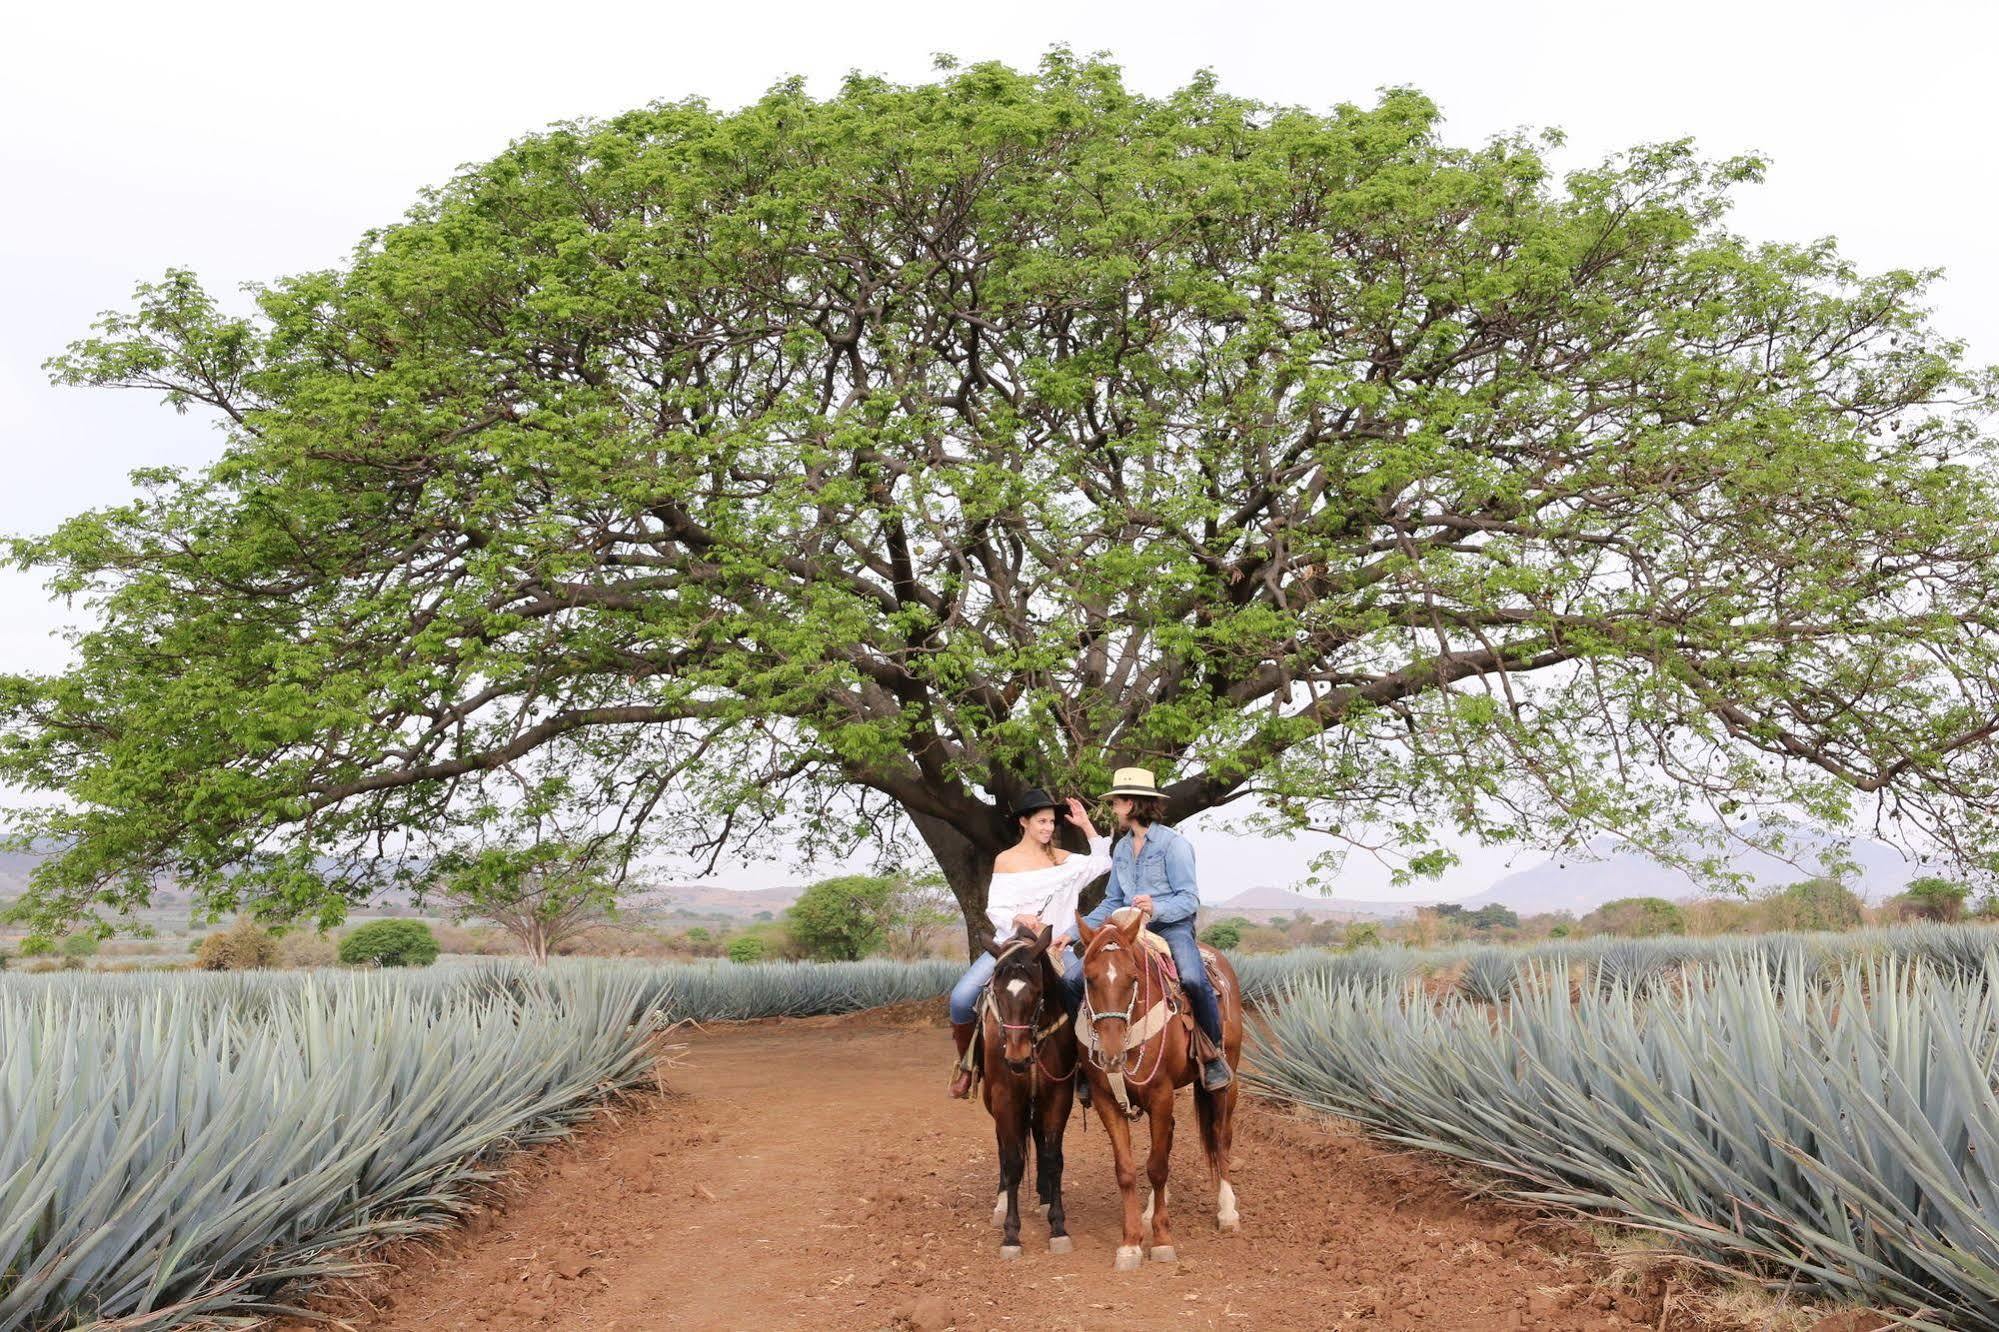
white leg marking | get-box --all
[1114,1244,1144,1271]
[1217,1178,1240,1231]
[1141,1186,1154,1227]
[992,1189,1007,1228]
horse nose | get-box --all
[1005,1057,1032,1074]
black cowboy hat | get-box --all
[1009,787,1062,818]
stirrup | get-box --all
[1200,1056,1233,1092]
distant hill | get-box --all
[652,882,799,917]
[1458,824,1919,918]
[1210,883,1404,920]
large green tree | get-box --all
[8,53,1999,949]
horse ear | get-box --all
[1115,911,1144,945]
[1035,923,1054,953]
[1074,917,1098,949]
[984,936,1006,958]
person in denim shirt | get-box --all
[1079,767,1232,1091]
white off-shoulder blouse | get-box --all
[984,835,1115,943]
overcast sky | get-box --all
[3,0,1993,899]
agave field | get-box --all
[1250,930,1999,1330]
[0,957,961,1330]
[9,930,1999,1329]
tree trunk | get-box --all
[906,809,1001,961]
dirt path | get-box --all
[313,1008,1662,1332]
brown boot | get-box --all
[948,1020,976,1099]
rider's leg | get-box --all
[1056,947,1091,1109]
[948,951,998,1098]
[1155,920,1232,1090]
[1056,947,1084,1018]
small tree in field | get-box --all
[1894,875,1972,923]
[1762,877,1866,932]
[786,874,897,961]
[429,841,622,965]
[882,874,957,960]
[1583,896,1688,938]
[337,920,439,967]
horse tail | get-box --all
[1194,1079,1223,1185]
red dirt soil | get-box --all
[298,1008,1668,1332]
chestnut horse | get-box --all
[976,925,1080,1257]
[1073,907,1242,1270]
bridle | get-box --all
[1079,935,1171,1091]
[1080,939,1140,1047]
[984,938,1074,1082]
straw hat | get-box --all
[1099,767,1166,799]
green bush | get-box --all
[18,936,53,958]
[1581,896,1687,938]
[338,920,440,968]
[1200,920,1243,950]
[726,935,767,964]
[59,932,100,961]
[785,875,897,961]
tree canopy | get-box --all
[7,51,1999,946]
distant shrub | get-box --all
[276,930,338,968]
[726,935,767,964]
[1763,878,1865,932]
[1200,920,1243,950]
[195,919,282,971]
[1581,896,1687,938]
[1236,924,1292,953]
[18,936,53,958]
[1343,921,1383,949]
[59,932,100,961]
[1893,876,1972,924]
[338,920,439,968]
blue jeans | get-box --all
[951,949,1086,1024]
[1151,918,1224,1047]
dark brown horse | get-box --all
[975,924,1080,1257]
[1073,906,1243,1270]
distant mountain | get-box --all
[1459,824,1919,918]
[1211,883,1405,920]
[651,882,800,917]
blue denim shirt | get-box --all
[1082,822,1199,928]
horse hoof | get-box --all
[1114,1245,1144,1272]
[1049,1235,1074,1254]
[999,1244,1023,1260]
[1150,1245,1178,1263]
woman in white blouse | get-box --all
[947,788,1115,1098]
